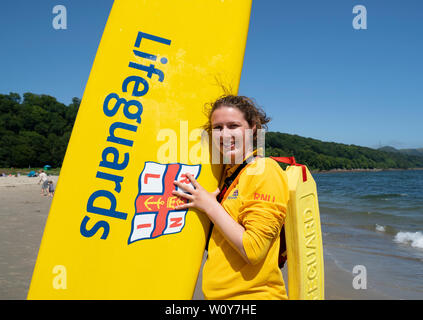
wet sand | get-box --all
[0,176,387,300]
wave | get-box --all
[368,223,398,236]
[377,205,423,212]
[322,206,412,226]
[321,204,423,228]
[394,231,423,249]
[360,193,408,200]
[375,224,386,232]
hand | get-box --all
[173,174,250,263]
[172,173,220,215]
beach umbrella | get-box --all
[43,165,51,171]
[28,170,36,177]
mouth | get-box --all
[221,141,236,151]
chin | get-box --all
[222,149,243,164]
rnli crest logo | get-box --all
[128,162,201,244]
[227,189,238,200]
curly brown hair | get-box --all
[203,95,270,143]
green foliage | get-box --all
[0,92,79,168]
[1,92,422,171]
[265,132,423,171]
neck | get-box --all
[226,146,256,169]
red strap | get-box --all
[217,185,228,203]
[270,156,307,182]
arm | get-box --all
[237,159,288,264]
[203,201,250,263]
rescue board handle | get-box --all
[270,156,308,182]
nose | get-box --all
[221,126,230,136]
[221,126,234,141]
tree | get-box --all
[0,92,79,168]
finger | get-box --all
[172,190,194,201]
[186,173,200,189]
[175,202,194,210]
[212,188,220,197]
[173,180,195,193]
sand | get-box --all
[0,175,58,299]
[0,175,388,300]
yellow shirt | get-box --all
[202,156,289,300]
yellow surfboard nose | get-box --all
[27,0,252,300]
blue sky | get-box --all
[1,0,422,149]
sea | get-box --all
[315,169,423,299]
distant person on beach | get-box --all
[48,180,55,197]
[172,95,289,300]
[38,170,48,196]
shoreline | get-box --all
[0,175,59,187]
[312,167,423,174]
[3,166,422,178]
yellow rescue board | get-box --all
[285,165,325,300]
[28,0,252,299]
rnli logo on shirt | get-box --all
[227,189,239,200]
[253,192,276,202]
[128,162,201,244]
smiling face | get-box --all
[211,106,256,164]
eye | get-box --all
[212,125,222,131]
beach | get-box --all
[0,175,58,299]
[0,175,387,300]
